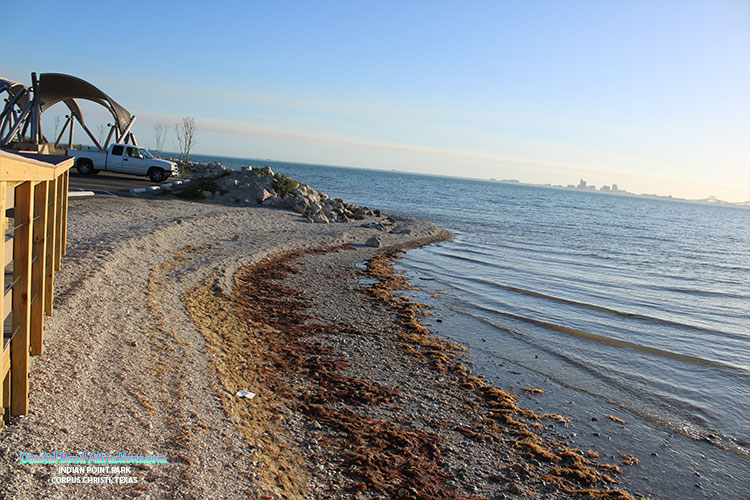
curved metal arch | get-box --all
[37,73,132,132]
[0,78,30,108]
[0,78,32,145]
[1,73,138,149]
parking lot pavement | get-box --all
[68,171,179,196]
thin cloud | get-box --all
[196,116,617,177]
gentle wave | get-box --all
[461,301,748,374]
[405,253,748,345]
[464,276,749,343]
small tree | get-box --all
[153,123,167,157]
[174,117,196,164]
[97,124,108,147]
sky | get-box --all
[2,0,749,201]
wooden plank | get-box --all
[0,182,5,336]
[1,344,9,375]
[1,343,9,376]
[3,288,10,323]
[62,170,68,255]
[30,182,47,356]
[0,153,68,182]
[0,345,8,427]
[44,178,57,316]
[2,371,8,425]
[10,181,32,416]
[54,176,63,271]
[3,237,10,269]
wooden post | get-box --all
[10,181,33,416]
[62,170,69,255]
[54,176,64,271]
[0,180,5,428]
[0,181,5,329]
[2,371,9,424]
[30,182,48,356]
[44,178,57,316]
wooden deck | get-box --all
[0,150,71,428]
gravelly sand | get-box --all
[0,197,451,499]
[0,196,638,500]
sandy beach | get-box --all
[0,195,638,500]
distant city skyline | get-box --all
[2,0,748,202]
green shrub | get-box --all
[273,173,300,198]
[174,176,227,200]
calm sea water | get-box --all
[193,154,749,494]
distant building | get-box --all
[612,184,619,192]
[600,185,611,192]
[578,179,587,189]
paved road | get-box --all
[68,171,180,196]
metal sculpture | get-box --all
[0,72,137,150]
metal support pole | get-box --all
[54,116,72,148]
[68,117,74,148]
[0,101,32,146]
[116,115,136,143]
[76,117,102,150]
[104,124,115,148]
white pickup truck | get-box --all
[66,144,178,183]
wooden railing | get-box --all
[0,151,71,429]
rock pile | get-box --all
[166,157,229,177]
[196,166,390,227]
[295,193,381,224]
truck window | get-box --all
[126,147,142,158]
[111,145,124,156]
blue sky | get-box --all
[2,0,749,201]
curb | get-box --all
[68,191,95,198]
[130,179,191,195]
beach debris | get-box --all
[236,389,256,400]
[605,415,628,424]
[521,387,545,395]
[366,236,382,248]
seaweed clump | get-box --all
[359,252,639,500]
[186,246,481,499]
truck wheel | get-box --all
[76,159,94,175]
[148,168,167,183]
